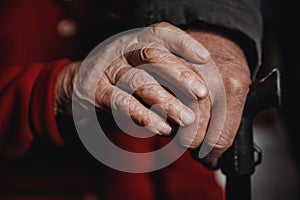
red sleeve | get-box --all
[0,59,72,159]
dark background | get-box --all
[262,0,300,172]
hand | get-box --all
[183,29,252,168]
[54,22,210,135]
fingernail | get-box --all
[192,80,208,99]
[181,107,195,125]
[157,121,172,135]
[197,48,210,62]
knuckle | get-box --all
[136,82,159,97]
[180,70,194,79]
[105,60,129,85]
[128,69,151,90]
[137,114,151,127]
[140,47,168,62]
[112,92,132,110]
[140,47,156,61]
[129,69,149,90]
[130,107,152,127]
[225,72,251,95]
[165,98,181,113]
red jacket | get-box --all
[0,1,224,199]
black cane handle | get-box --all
[219,68,281,200]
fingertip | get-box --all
[192,80,208,99]
[156,121,172,135]
[181,107,196,125]
[196,49,210,63]
[199,86,208,98]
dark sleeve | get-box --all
[132,0,263,79]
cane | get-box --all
[218,68,281,200]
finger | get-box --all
[125,42,208,99]
[178,97,211,148]
[109,63,196,126]
[95,77,173,135]
[138,22,210,63]
[200,75,250,168]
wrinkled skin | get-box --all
[186,29,251,167]
[54,22,251,168]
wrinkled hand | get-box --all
[184,29,252,168]
[54,22,210,135]
[54,22,251,169]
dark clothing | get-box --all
[133,0,263,77]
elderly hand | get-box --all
[54,22,251,169]
[54,22,210,135]
[184,29,252,168]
